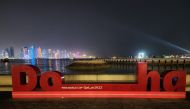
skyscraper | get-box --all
[29,46,35,65]
[37,47,42,58]
[55,49,60,59]
[48,49,53,59]
[22,46,29,59]
[10,46,14,58]
[5,48,10,58]
[42,48,48,58]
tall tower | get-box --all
[55,49,60,59]
[10,46,14,58]
[42,49,47,58]
[37,47,42,58]
[48,49,52,59]
[29,46,35,65]
[5,48,10,58]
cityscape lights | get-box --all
[0,46,95,59]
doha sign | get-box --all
[12,62,187,98]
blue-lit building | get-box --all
[29,46,36,65]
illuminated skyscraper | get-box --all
[48,49,53,59]
[1,49,9,58]
[76,51,80,58]
[2,47,14,58]
[55,49,60,59]
[22,46,29,59]
[60,50,64,58]
[0,50,3,58]
[9,47,14,58]
[29,46,35,65]
[37,47,42,58]
[42,49,48,58]
[64,50,68,58]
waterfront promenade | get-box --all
[0,91,190,109]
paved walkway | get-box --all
[1,92,190,109]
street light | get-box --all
[137,52,145,59]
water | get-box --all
[0,59,190,75]
[0,59,72,75]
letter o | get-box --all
[40,71,62,91]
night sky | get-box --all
[0,0,190,57]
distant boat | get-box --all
[1,58,9,63]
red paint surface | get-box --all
[11,65,39,91]
[11,62,187,98]
[163,70,186,91]
[40,71,62,91]
[12,91,186,98]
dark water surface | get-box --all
[0,59,190,75]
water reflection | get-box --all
[4,62,9,74]
[55,60,60,71]
[0,59,190,75]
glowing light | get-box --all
[149,35,190,53]
[137,52,145,59]
[82,54,87,57]
[128,29,190,54]
[112,56,117,59]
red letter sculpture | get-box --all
[12,65,40,91]
[163,70,186,91]
[11,62,187,98]
[40,71,62,91]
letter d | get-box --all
[12,65,39,91]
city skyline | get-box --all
[1,45,190,59]
[0,45,94,59]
